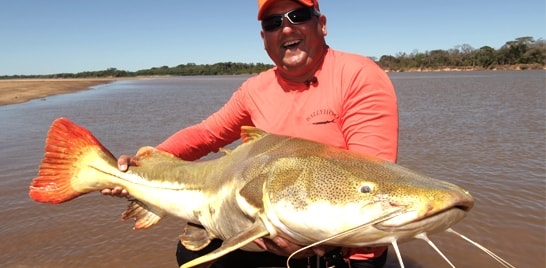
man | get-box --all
[103,0,398,267]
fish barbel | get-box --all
[30,117,478,268]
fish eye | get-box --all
[359,185,373,193]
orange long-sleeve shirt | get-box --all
[158,47,398,162]
[157,47,399,261]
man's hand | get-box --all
[99,154,136,198]
[100,186,130,197]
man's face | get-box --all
[260,0,327,81]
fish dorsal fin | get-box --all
[180,219,270,268]
[240,126,268,143]
[135,146,182,160]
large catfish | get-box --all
[29,118,513,268]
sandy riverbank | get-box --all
[0,78,125,106]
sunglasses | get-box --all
[261,7,320,32]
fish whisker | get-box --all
[446,228,515,268]
[415,233,455,268]
[286,208,406,268]
[391,240,405,268]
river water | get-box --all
[1,70,544,267]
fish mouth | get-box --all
[374,206,470,235]
[376,189,475,231]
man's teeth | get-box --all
[283,40,300,47]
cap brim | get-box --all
[258,0,315,20]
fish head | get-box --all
[260,139,474,246]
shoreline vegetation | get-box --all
[1,36,544,106]
[385,63,546,72]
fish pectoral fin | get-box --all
[121,200,165,230]
[180,219,270,268]
[240,126,268,143]
[179,223,214,251]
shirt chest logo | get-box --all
[306,109,338,125]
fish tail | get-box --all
[29,117,118,204]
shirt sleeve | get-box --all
[340,60,399,163]
[156,87,253,161]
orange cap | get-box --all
[257,0,319,20]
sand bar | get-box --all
[0,78,124,106]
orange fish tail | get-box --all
[29,117,117,204]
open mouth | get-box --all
[283,40,300,49]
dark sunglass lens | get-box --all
[287,8,313,23]
[261,16,283,31]
[261,8,315,32]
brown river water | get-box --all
[1,71,544,267]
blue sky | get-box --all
[1,0,544,76]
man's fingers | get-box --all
[100,188,112,195]
[117,155,132,171]
[100,186,130,198]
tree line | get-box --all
[2,62,275,79]
[1,36,544,79]
[377,36,545,71]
